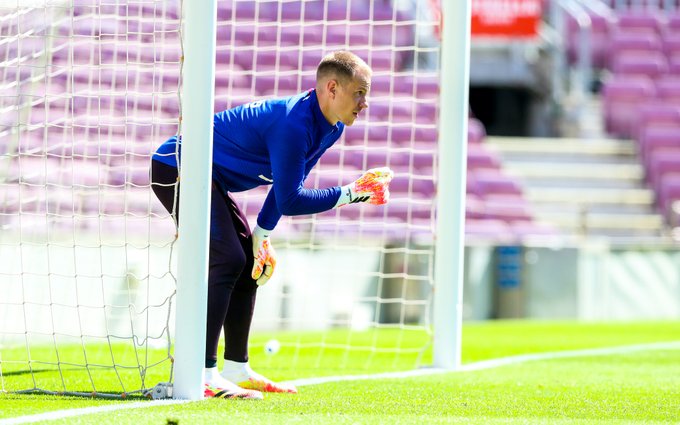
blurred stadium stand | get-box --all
[4,0,680,246]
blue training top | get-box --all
[152,89,344,231]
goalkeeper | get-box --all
[150,51,393,400]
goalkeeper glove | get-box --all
[335,167,394,208]
[251,225,276,286]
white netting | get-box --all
[0,0,180,397]
[0,0,441,396]
[219,0,441,371]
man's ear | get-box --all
[326,79,338,99]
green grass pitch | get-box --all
[1,321,678,424]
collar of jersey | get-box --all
[309,89,340,136]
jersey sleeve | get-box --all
[256,189,282,231]
[261,123,341,224]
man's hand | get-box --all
[251,225,276,286]
[335,167,394,207]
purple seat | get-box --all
[615,11,664,35]
[655,76,680,102]
[416,102,437,124]
[668,12,680,33]
[414,127,438,143]
[411,151,436,170]
[472,169,523,197]
[389,174,435,197]
[394,74,439,99]
[304,0,331,21]
[602,76,656,137]
[349,149,425,170]
[668,55,680,75]
[608,31,663,69]
[465,194,485,219]
[279,1,303,21]
[611,51,668,79]
[467,118,486,143]
[467,144,500,170]
[662,33,680,59]
[647,150,680,191]
[254,74,300,95]
[466,171,481,196]
[482,195,533,222]
[233,1,257,21]
[639,125,680,164]
[658,174,680,218]
[631,102,680,141]
[367,100,414,122]
[342,125,368,144]
[384,198,432,222]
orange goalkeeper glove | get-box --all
[251,225,276,286]
[335,167,394,207]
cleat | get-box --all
[203,383,263,400]
[237,378,298,394]
[222,361,298,394]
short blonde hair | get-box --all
[316,50,371,85]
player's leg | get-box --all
[204,184,263,399]
[150,160,262,400]
[150,160,180,224]
[218,194,297,394]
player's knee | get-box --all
[209,242,247,284]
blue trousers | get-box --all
[150,160,258,366]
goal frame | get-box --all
[432,0,471,370]
[172,0,217,401]
[172,0,471,399]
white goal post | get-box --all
[432,0,470,371]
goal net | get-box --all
[0,0,442,397]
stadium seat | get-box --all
[415,101,438,124]
[468,118,486,143]
[667,55,680,74]
[658,174,680,218]
[667,12,680,33]
[482,194,533,222]
[389,174,435,197]
[384,198,432,221]
[611,51,668,79]
[254,74,301,95]
[631,101,680,141]
[602,75,656,137]
[661,32,680,58]
[367,100,414,122]
[639,125,680,164]
[608,31,663,68]
[646,150,680,191]
[466,143,501,171]
[615,10,665,35]
[465,193,485,219]
[654,76,680,102]
[472,169,524,197]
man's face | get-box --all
[332,68,371,126]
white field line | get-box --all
[0,400,192,425]
[287,340,680,386]
[2,340,679,425]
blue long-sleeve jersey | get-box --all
[152,89,344,230]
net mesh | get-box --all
[0,0,441,396]
[0,0,181,397]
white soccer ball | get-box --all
[264,339,281,355]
